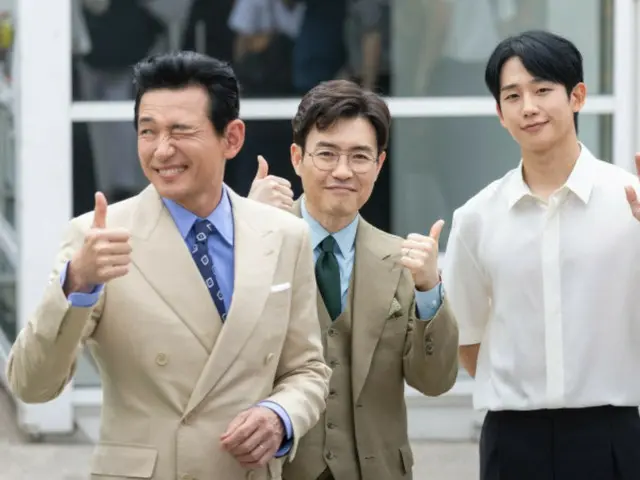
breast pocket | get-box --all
[90,443,158,479]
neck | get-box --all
[305,201,357,233]
[179,187,223,218]
[521,136,581,199]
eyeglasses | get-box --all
[307,149,378,174]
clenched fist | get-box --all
[400,219,444,291]
[65,192,132,294]
[248,155,294,211]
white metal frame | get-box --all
[1,0,636,436]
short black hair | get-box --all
[132,51,240,135]
[292,80,391,154]
[485,30,583,126]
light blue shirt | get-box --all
[300,197,443,319]
[60,186,293,457]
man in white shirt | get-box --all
[443,30,640,480]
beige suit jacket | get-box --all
[284,201,459,480]
[6,186,331,480]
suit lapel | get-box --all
[185,192,282,414]
[130,186,222,353]
[351,220,402,402]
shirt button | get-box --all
[155,353,169,366]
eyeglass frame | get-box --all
[304,146,380,174]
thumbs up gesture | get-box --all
[65,192,132,294]
[400,220,445,292]
[247,155,294,211]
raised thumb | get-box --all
[255,155,269,180]
[92,191,108,229]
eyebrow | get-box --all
[137,117,194,130]
[500,77,549,92]
[315,141,375,153]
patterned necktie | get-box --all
[191,219,227,321]
[315,236,341,321]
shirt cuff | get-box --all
[414,283,443,321]
[257,400,294,457]
[60,261,103,308]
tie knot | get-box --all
[193,219,214,243]
[319,235,336,253]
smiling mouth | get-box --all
[155,166,187,177]
[522,121,549,131]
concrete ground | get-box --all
[0,386,479,479]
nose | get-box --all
[331,156,354,180]
[153,135,176,162]
[522,93,539,117]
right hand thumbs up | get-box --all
[92,191,108,229]
[254,155,269,181]
[248,155,294,212]
[65,191,132,294]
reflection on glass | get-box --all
[391,115,613,246]
[0,88,14,226]
[0,245,16,342]
[393,0,613,96]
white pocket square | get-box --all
[270,282,291,293]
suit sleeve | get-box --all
[263,223,330,461]
[402,276,459,396]
[6,219,103,403]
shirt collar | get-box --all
[162,185,234,246]
[506,142,595,209]
[300,196,358,255]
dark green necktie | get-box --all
[315,236,341,321]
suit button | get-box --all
[329,360,339,368]
[328,389,337,398]
[156,353,168,366]
[328,328,337,336]
[325,450,335,460]
[327,422,336,429]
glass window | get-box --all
[391,114,613,245]
[70,0,614,99]
[0,244,15,343]
[393,0,614,97]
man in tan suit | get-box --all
[248,79,459,480]
[6,52,330,480]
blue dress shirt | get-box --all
[60,187,294,457]
[300,198,443,318]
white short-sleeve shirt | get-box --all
[443,144,640,411]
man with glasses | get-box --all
[248,79,459,480]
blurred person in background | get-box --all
[225,0,304,198]
[249,79,459,480]
[6,51,330,480]
[341,0,390,94]
[446,30,640,480]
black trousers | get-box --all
[480,406,640,480]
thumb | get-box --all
[255,155,269,180]
[429,219,445,243]
[92,191,108,229]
